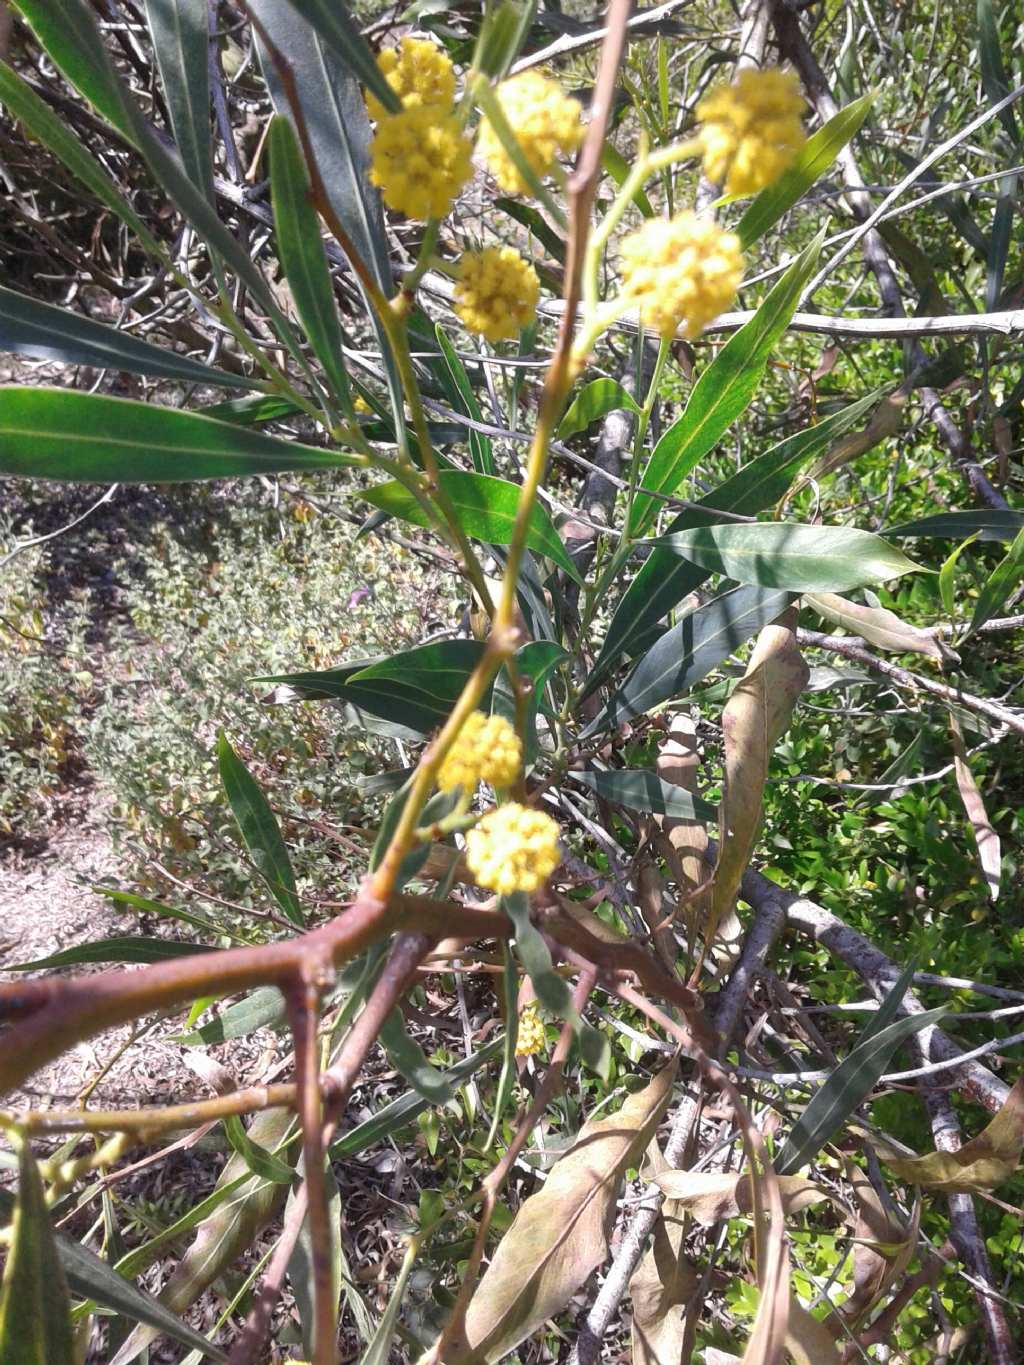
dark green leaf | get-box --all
[602,142,654,217]
[590,392,880,685]
[492,640,568,766]
[965,527,1024,638]
[886,510,1024,541]
[250,0,404,425]
[145,0,214,201]
[774,1009,947,1177]
[269,115,352,408]
[628,229,825,537]
[494,196,566,263]
[178,986,286,1045]
[0,1134,75,1365]
[270,0,400,113]
[736,94,874,247]
[94,886,228,942]
[591,585,793,734]
[223,1115,296,1184]
[0,387,358,482]
[653,523,923,593]
[363,471,580,582]
[986,181,1016,312]
[557,378,640,439]
[0,286,253,389]
[7,938,215,970]
[14,0,310,375]
[573,768,716,822]
[330,1038,503,1158]
[435,324,495,474]
[860,959,919,1044]
[379,1011,453,1103]
[977,0,1020,143]
[340,640,487,735]
[218,732,303,925]
[199,394,304,425]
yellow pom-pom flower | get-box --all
[515,1003,546,1057]
[465,803,561,895]
[477,71,584,195]
[454,247,540,342]
[438,711,523,793]
[696,66,806,197]
[619,212,743,339]
[366,36,457,121]
[370,106,473,220]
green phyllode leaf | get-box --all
[653,523,925,593]
[0,388,359,483]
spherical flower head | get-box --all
[696,66,807,197]
[465,803,561,895]
[619,212,743,339]
[477,71,584,195]
[515,1003,546,1057]
[438,711,523,793]
[370,106,472,220]
[454,247,540,343]
[366,37,457,121]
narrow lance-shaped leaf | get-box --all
[589,390,880,690]
[736,93,874,247]
[885,509,1024,541]
[557,377,640,439]
[710,610,808,942]
[144,0,214,201]
[804,592,946,661]
[0,285,255,389]
[268,114,353,410]
[573,768,717,822]
[453,1063,677,1364]
[774,1008,948,1177]
[628,228,825,538]
[0,1133,75,1365]
[965,526,1024,638]
[435,324,495,474]
[14,0,314,380]
[218,732,303,925]
[655,523,924,593]
[379,1011,453,1104]
[8,938,216,970]
[0,388,358,483]
[363,471,581,583]
[592,585,794,735]
[949,712,1002,902]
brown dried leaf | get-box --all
[949,712,1002,900]
[786,1299,843,1364]
[832,1160,919,1333]
[651,1171,827,1227]
[657,712,711,930]
[797,390,905,489]
[629,1205,697,1365]
[711,610,808,937]
[455,1062,677,1364]
[886,1076,1024,1194]
[805,592,948,662]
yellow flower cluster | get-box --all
[369,105,472,220]
[438,711,522,793]
[366,36,456,121]
[696,66,807,197]
[465,803,561,895]
[477,71,584,195]
[619,212,743,339]
[515,1003,546,1057]
[454,247,540,342]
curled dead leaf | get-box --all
[651,1170,828,1227]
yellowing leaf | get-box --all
[651,1171,827,1227]
[453,1061,677,1363]
[949,712,1002,901]
[885,1076,1024,1194]
[710,609,808,943]
[629,1206,697,1365]
[805,592,947,662]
